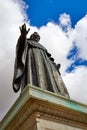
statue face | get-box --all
[30,32,40,42]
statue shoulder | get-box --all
[27,39,47,51]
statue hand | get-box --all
[56,64,61,69]
[19,23,30,37]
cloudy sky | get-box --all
[0,0,87,120]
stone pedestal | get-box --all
[0,84,87,130]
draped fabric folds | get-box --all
[13,35,69,98]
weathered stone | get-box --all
[0,85,87,130]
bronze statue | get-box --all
[13,23,69,98]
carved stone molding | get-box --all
[0,85,87,130]
[6,97,87,129]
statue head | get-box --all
[29,32,40,42]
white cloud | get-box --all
[59,13,71,25]
[73,15,87,59]
[59,13,71,32]
[63,67,87,104]
[0,1,87,121]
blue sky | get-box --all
[24,0,87,27]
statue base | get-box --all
[0,84,87,130]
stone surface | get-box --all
[0,84,87,130]
[36,118,82,130]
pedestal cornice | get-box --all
[0,84,87,130]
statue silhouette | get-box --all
[13,24,69,98]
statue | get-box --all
[13,23,70,98]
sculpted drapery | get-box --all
[13,24,69,98]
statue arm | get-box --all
[16,35,26,66]
[13,24,30,92]
[16,24,30,65]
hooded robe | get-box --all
[13,35,69,98]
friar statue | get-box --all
[13,23,70,98]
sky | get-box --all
[0,0,87,120]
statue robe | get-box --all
[13,35,69,97]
